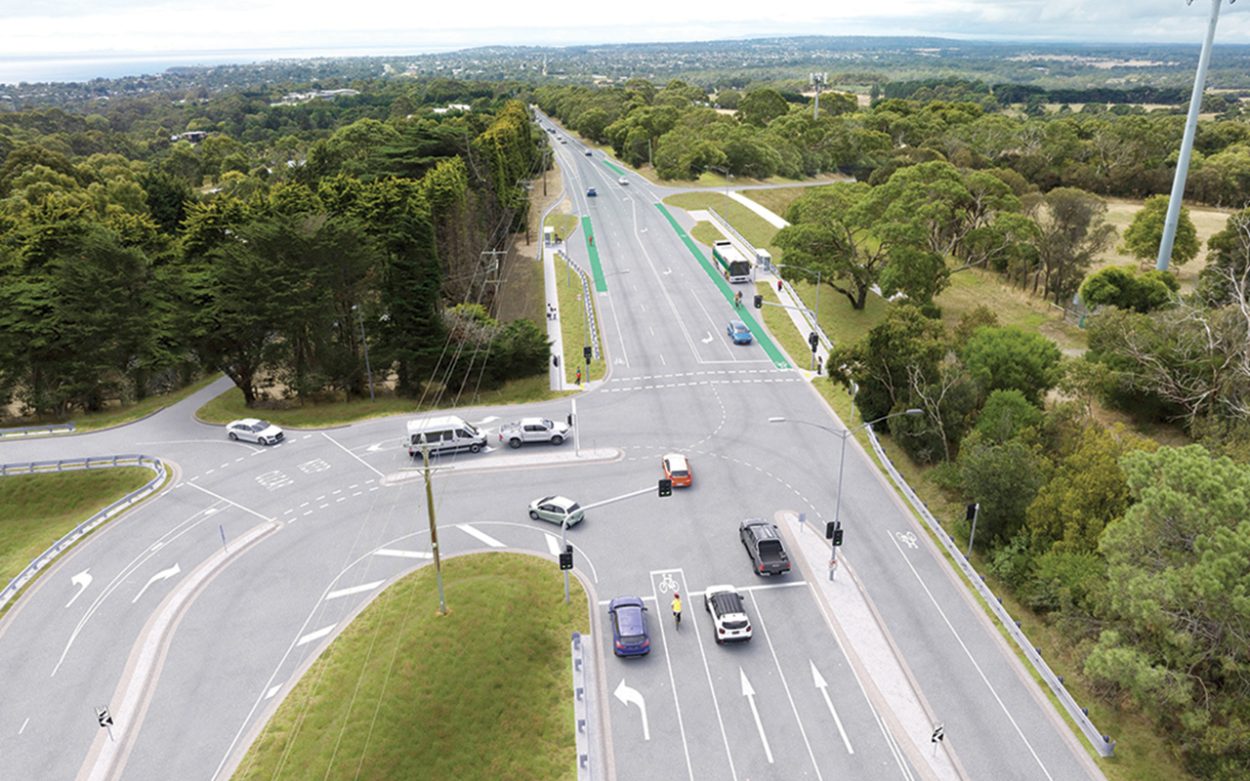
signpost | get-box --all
[96,706,114,742]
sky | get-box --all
[2,0,1249,82]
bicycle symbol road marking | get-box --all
[896,531,918,549]
[657,573,678,593]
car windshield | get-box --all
[734,324,747,332]
[541,419,552,427]
[252,421,272,431]
[671,469,689,477]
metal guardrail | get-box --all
[570,632,592,779]
[0,454,166,612]
[557,251,602,361]
[862,426,1116,757]
[0,421,76,438]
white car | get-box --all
[528,495,585,527]
[226,418,285,446]
[618,176,628,186]
[499,417,570,448]
[704,585,752,644]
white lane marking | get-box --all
[810,660,854,755]
[18,717,29,735]
[739,668,774,763]
[614,679,650,741]
[185,482,274,522]
[886,530,1054,780]
[374,548,432,560]
[320,432,385,478]
[298,459,332,474]
[325,580,385,600]
[545,533,561,556]
[659,353,667,366]
[131,563,182,604]
[66,569,92,608]
[747,591,823,777]
[318,503,329,510]
[264,685,282,700]
[457,524,505,548]
[296,624,336,647]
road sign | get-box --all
[559,545,573,571]
[658,478,672,497]
[932,724,945,743]
[96,706,113,728]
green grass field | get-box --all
[742,186,822,222]
[197,375,563,429]
[0,468,153,595]
[690,220,721,246]
[231,553,589,781]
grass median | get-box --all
[554,256,605,384]
[197,375,563,429]
[232,553,589,781]
[0,468,152,597]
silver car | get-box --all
[499,417,570,448]
[226,418,284,445]
[528,495,584,526]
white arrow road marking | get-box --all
[477,416,499,425]
[740,667,774,763]
[702,332,714,344]
[613,679,650,741]
[325,580,384,601]
[811,660,855,754]
[365,441,394,453]
[66,570,92,608]
[457,524,505,548]
[131,563,181,604]
[373,548,432,560]
[662,266,671,274]
[296,624,336,647]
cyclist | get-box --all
[671,592,682,628]
[734,290,743,308]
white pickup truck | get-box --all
[498,417,571,448]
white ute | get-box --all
[704,585,753,644]
[498,417,570,448]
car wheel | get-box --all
[509,438,522,449]
[228,432,238,441]
[469,443,481,453]
[551,435,563,445]
[716,636,724,645]
[529,510,540,520]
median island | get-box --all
[232,553,590,781]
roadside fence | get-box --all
[0,454,166,612]
[558,251,602,361]
[0,421,76,439]
[862,425,1116,757]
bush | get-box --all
[975,389,1043,444]
[961,326,1062,405]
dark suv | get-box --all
[739,519,791,576]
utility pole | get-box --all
[1157,0,1233,271]
[810,72,827,120]
[421,441,448,615]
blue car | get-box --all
[727,320,753,345]
[608,596,650,657]
[586,187,597,197]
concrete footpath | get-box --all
[543,241,568,392]
[776,509,966,781]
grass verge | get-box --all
[231,553,589,781]
[554,255,606,384]
[742,186,824,221]
[197,375,563,429]
[690,221,721,246]
[662,192,780,257]
[0,468,152,593]
[2,374,219,435]
[545,212,578,244]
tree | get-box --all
[776,182,888,310]
[975,389,1043,444]
[957,431,1051,549]
[1199,207,1250,306]
[1080,265,1178,313]
[736,88,790,127]
[1120,195,1199,267]
[829,305,947,423]
[1029,187,1117,304]
[1087,446,1250,778]
[960,326,1063,405]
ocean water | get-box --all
[0,46,433,86]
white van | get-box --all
[406,415,488,457]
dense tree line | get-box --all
[0,92,549,419]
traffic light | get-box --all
[753,294,763,309]
[832,526,844,546]
[808,331,819,352]
[559,545,574,570]
[826,520,844,546]
[583,345,592,365]
[658,478,672,497]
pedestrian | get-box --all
[777,279,783,293]
[734,290,742,309]
[816,356,824,375]
[576,367,582,385]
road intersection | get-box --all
[0,117,1104,781]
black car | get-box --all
[740,519,791,576]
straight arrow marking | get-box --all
[66,569,92,608]
[613,679,650,741]
[740,667,774,763]
[131,563,181,604]
[811,660,855,754]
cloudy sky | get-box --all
[4,0,1249,62]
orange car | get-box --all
[662,453,693,488]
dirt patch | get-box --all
[1092,198,1233,292]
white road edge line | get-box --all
[373,548,432,560]
[296,624,336,647]
[886,529,1054,781]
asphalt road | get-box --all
[0,117,1102,781]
